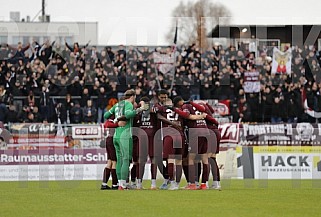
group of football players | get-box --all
[101,89,221,190]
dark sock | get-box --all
[111,169,118,186]
[188,165,195,184]
[103,167,111,184]
[131,164,137,182]
[195,162,201,183]
[176,165,183,183]
[183,165,189,182]
[210,157,220,181]
[168,163,174,181]
[202,164,209,183]
[138,162,146,180]
[164,160,169,179]
[157,160,169,179]
[151,162,157,180]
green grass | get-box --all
[1,180,321,217]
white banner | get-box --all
[237,146,321,179]
[72,125,102,139]
[243,71,260,93]
[153,52,175,74]
[272,47,292,74]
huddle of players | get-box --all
[101,89,221,190]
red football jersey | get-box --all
[135,110,157,135]
[154,103,184,128]
[181,104,207,129]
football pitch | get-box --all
[1,179,321,217]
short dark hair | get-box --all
[140,96,150,103]
[157,89,168,96]
[173,96,183,107]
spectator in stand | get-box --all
[80,87,91,107]
[271,86,285,124]
[32,106,41,122]
[39,85,50,122]
[0,97,8,123]
[83,99,97,123]
[68,76,83,96]
[7,42,30,64]
[306,82,321,123]
[261,86,273,122]
[70,101,82,124]
[6,104,18,123]
[64,39,89,59]
[96,86,107,123]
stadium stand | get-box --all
[0,41,320,124]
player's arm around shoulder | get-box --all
[104,103,117,119]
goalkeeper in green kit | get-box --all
[104,89,148,190]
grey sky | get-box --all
[1,0,321,45]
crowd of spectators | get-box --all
[0,39,321,125]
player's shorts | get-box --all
[188,136,208,154]
[208,128,221,154]
[163,135,184,159]
[106,136,116,161]
[132,135,155,161]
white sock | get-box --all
[151,179,156,187]
[137,179,142,188]
[102,183,107,186]
[119,180,125,187]
[163,179,169,185]
[213,181,219,187]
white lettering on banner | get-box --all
[0,153,107,163]
[0,165,106,181]
[0,149,237,181]
[219,123,239,144]
[72,126,102,139]
[243,124,287,137]
[28,123,55,133]
[9,137,65,144]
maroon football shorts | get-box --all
[162,135,184,159]
[106,136,117,161]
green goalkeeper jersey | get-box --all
[104,100,137,139]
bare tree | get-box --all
[166,0,231,49]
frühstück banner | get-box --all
[272,47,292,74]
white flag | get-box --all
[272,47,292,74]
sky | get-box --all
[1,0,321,45]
